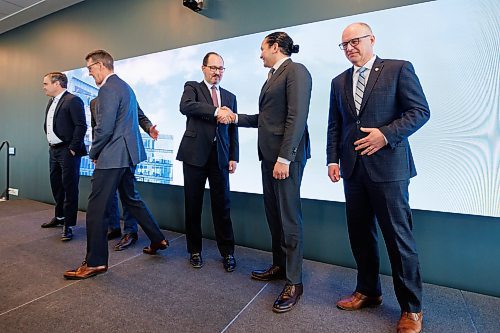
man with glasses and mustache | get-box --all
[176,52,239,272]
[327,23,430,333]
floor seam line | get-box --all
[0,233,186,317]
[460,289,479,333]
[219,282,269,333]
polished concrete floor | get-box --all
[1,199,499,333]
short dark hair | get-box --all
[85,49,114,70]
[264,31,299,56]
[202,52,223,66]
[44,72,68,88]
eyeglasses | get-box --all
[86,61,101,71]
[204,65,225,73]
[338,35,371,50]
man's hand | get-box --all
[217,106,235,124]
[354,127,387,155]
[228,160,237,174]
[273,161,289,180]
[148,125,159,140]
[328,164,341,183]
[91,159,97,166]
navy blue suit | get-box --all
[327,57,430,312]
[177,81,239,256]
[43,91,86,227]
[85,74,164,266]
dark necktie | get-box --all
[268,68,275,81]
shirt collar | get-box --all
[353,55,377,73]
[273,57,290,72]
[53,89,67,101]
[204,79,219,91]
[101,73,116,87]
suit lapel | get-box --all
[199,81,213,105]
[359,57,384,115]
[53,91,67,119]
[259,58,291,105]
[344,67,356,117]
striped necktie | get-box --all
[355,67,367,115]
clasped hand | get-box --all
[217,106,236,124]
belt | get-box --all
[49,142,67,149]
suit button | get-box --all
[356,120,360,124]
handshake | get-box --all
[217,106,236,124]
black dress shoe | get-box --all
[251,265,285,281]
[222,254,236,272]
[143,239,169,255]
[272,283,303,313]
[189,253,203,268]
[114,233,138,251]
[61,226,73,241]
[41,217,64,228]
[107,228,122,240]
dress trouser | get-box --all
[86,166,164,266]
[49,145,81,227]
[261,159,306,285]
[183,143,234,257]
[343,157,422,313]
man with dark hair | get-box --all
[327,23,429,333]
[220,32,312,313]
[42,72,87,241]
[89,98,159,250]
[177,52,239,272]
[64,50,167,280]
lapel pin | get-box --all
[375,67,379,72]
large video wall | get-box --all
[66,0,499,217]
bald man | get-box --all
[327,22,430,333]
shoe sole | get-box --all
[336,301,383,311]
[63,271,106,280]
[272,296,301,314]
[61,237,73,242]
[251,275,285,281]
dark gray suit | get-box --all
[327,57,430,312]
[85,74,164,267]
[238,59,312,284]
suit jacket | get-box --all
[90,98,152,137]
[44,91,87,156]
[89,74,147,169]
[238,59,312,162]
[176,81,239,168]
[327,57,430,182]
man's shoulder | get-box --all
[332,67,351,83]
[378,58,411,69]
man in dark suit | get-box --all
[42,72,87,241]
[327,23,430,333]
[64,50,168,280]
[224,32,312,313]
[90,98,159,251]
[177,52,239,272]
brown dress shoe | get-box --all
[272,283,303,313]
[63,262,107,280]
[143,239,169,255]
[336,292,383,310]
[397,311,423,333]
[251,265,285,281]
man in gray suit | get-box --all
[221,31,312,313]
[327,23,430,333]
[64,50,168,280]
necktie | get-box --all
[268,68,275,81]
[211,85,219,107]
[355,67,367,115]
